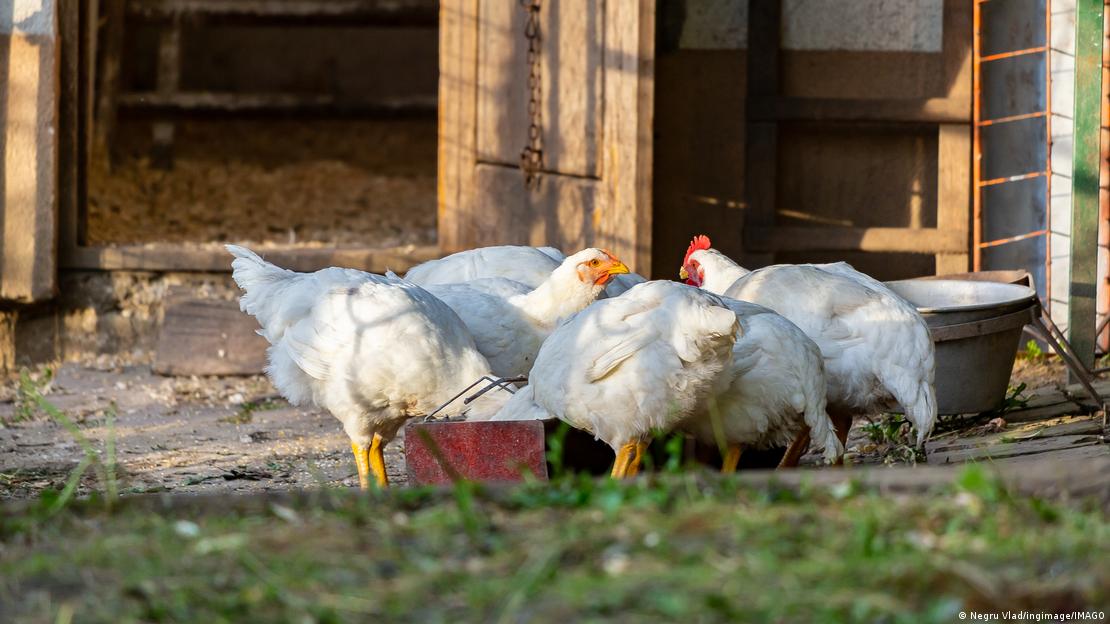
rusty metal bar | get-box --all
[980,45,1049,62]
[972,0,983,270]
[978,229,1049,249]
[1046,0,1054,319]
[978,171,1048,187]
[976,110,1048,127]
[151,17,181,169]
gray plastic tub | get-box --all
[884,279,1038,414]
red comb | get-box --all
[683,235,712,264]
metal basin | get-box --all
[885,279,1038,414]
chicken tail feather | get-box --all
[226,244,298,341]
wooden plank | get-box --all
[60,244,440,273]
[650,49,747,277]
[79,0,97,245]
[746,0,779,97]
[599,0,655,274]
[472,163,600,252]
[57,0,81,258]
[941,0,973,106]
[936,123,972,274]
[927,434,1103,465]
[437,0,479,255]
[117,92,437,116]
[439,0,653,275]
[125,0,438,25]
[1,3,59,302]
[747,96,971,124]
[775,123,938,234]
[745,226,967,253]
[1003,402,1085,424]
[153,297,269,376]
[1070,0,1106,372]
[742,0,781,267]
[473,1,527,174]
[475,0,603,177]
[93,0,124,161]
[151,18,182,170]
[926,417,1104,457]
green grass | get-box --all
[2,381,1105,622]
[1,468,1106,623]
[5,366,54,424]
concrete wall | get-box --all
[0,0,57,303]
[673,0,943,51]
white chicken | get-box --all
[422,249,630,378]
[486,280,739,477]
[404,244,647,296]
[685,298,843,471]
[227,245,505,489]
[680,235,937,451]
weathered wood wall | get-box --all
[439,0,655,274]
[652,0,972,281]
[1,0,58,302]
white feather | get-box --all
[488,281,738,452]
[227,245,504,449]
[684,299,843,462]
[721,262,937,446]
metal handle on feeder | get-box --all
[425,375,528,421]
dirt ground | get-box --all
[0,359,409,500]
[86,119,437,247]
[1,355,1104,500]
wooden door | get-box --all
[1,0,59,302]
[438,0,655,273]
[740,0,972,280]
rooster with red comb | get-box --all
[678,235,937,455]
[680,235,751,294]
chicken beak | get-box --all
[679,265,690,280]
[607,261,631,276]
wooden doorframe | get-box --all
[55,0,438,275]
[742,0,972,273]
[438,0,656,274]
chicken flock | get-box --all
[228,235,936,488]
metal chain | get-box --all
[520,0,543,188]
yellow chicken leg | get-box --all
[778,426,811,469]
[351,434,389,490]
[625,441,649,477]
[721,443,744,473]
[351,441,372,489]
[369,433,388,488]
[611,442,635,478]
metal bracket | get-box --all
[1024,299,1106,423]
[425,375,528,421]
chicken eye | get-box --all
[589,259,600,267]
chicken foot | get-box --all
[611,440,649,478]
[351,433,389,489]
